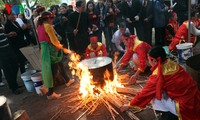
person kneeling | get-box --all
[85,36,108,58]
[120,46,200,120]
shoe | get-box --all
[0,82,5,87]
[47,92,61,100]
[12,89,23,95]
[66,79,75,87]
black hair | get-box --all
[148,46,167,62]
[68,5,73,9]
[76,1,84,7]
[36,6,45,15]
[119,22,126,28]
[50,5,59,13]
[191,9,199,18]
[37,11,52,26]
[122,32,130,37]
[86,1,95,13]
[106,0,114,6]
[3,8,11,16]
[32,8,36,12]
[61,3,68,7]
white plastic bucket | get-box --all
[31,72,43,95]
[21,70,36,92]
[176,43,193,63]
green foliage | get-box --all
[38,0,61,8]
[0,0,4,8]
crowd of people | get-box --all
[0,0,200,119]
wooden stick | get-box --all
[76,109,89,120]
[125,111,140,120]
[106,95,140,120]
[50,108,63,120]
[116,87,140,95]
[114,51,127,69]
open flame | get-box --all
[68,53,123,99]
[65,53,142,120]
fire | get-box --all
[66,53,141,120]
[68,53,123,99]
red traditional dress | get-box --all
[129,59,200,120]
[120,36,151,72]
[165,18,178,45]
[169,19,200,50]
[85,42,107,58]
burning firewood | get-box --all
[65,54,145,119]
[116,87,141,95]
[105,95,140,120]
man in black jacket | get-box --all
[68,1,90,56]
[121,0,144,40]
[0,22,22,94]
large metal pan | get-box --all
[79,57,114,87]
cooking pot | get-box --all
[78,57,114,87]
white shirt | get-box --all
[111,28,130,52]
[15,18,25,27]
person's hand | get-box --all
[73,29,78,36]
[116,65,123,73]
[27,24,32,29]
[126,18,132,23]
[21,24,27,30]
[134,16,139,21]
[90,52,96,58]
[129,75,137,84]
[109,8,113,14]
[92,24,97,29]
[164,6,169,11]
[62,16,68,22]
[8,32,17,37]
[144,18,149,22]
[63,48,72,54]
[120,104,130,112]
[115,8,120,13]
[169,5,174,10]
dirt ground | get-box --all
[1,42,200,120]
[0,63,157,120]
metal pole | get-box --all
[25,0,39,47]
[188,0,191,42]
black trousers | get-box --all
[143,21,153,45]
[0,51,19,91]
[127,21,145,40]
[0,69,2,82]
[74,32,89,55]
[15,49,26,74]
[155,27,165,46]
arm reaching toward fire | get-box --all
[44,23,72,54]
[189,22,200,36]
